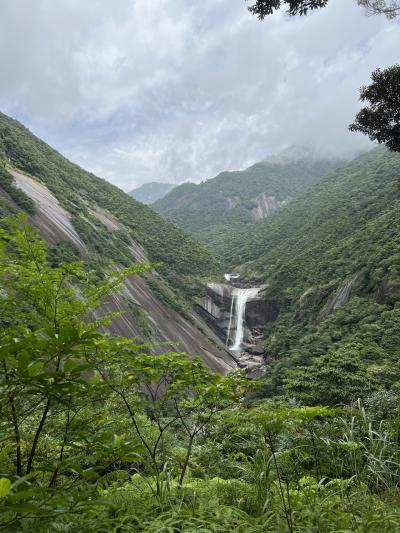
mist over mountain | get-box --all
[153,146,347,255]
[129,182,175,204]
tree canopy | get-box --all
[247,0,328,18]
[247,0,400,18]
[349,65,400,152]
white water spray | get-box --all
[227,287,260,351]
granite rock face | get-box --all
[9,170,236,374]
[197,282,278,355]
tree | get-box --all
[246,0,400,18]
[0,215,247,528]
[349,66,400,152]
[91,345,246,494]
[247,0,328,18]
[283,344,375,405]
[0,215,152,527]
[357,0,400,18]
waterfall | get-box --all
[227,287,260,351]
[225,295,235,345]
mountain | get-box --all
[129,181,175,204]
[153,149,345,257]
[2,117,400,531]
[225,147,400,402]
[0,111,235,372]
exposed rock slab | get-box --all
[11,171,86,252]
[319,272,363,319]
[90,206,123,232]
[6,170,236,373]
[102,274,236,373]
[250,193,286,221]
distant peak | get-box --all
[262,144,351,165]
[129,182,175,204]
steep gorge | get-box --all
[191,147,400,395]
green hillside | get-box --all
[153,151,344,255]
[2,119,400,531]
[228,147,400,403]
[0,112,220,287]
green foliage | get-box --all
[283,345,375,405]
[247,0,328,18]
[0,216,154,528]
[129,181,175,204]
[126,301,154,339]
[246,0,400,19]
[222,148,400,402]
[0,112,220,289]
[350,65,400,152]
[0,165,35,215]
[69,213,134,267]
[1,134,400,531]
[47,240,80,267]
[145,276,194,322]
[0,219,249,530]
[154,154,342,259]
[356,0,400,18]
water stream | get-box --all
[227,287,260,351]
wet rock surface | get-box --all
[197,278,272,377]
[197,282,277,347]
[233,351,266,378]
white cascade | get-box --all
[228,287,260,351]
[225,295,235,345]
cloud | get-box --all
[0,0,398,190]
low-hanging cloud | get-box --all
[0,0,398,190]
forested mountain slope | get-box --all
[0,112,234,372]
[129,181,175,204]
[153,149,344,255]
[0,113,218,282]
[2,123,400,533]
[230,148,400,402]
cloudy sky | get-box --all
[0,0,399,191]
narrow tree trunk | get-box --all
[10,397,22,477]
[3,361,22,476]
[179,434,195,487]
[49,408,71,487]
[26,398,51,474]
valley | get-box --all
[153,149,345,259]
[0,5,399,524]
[1,111,399,391]
[1,109,400,532]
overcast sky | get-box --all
[0,0,398,191]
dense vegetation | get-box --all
[0,96,399,533]
[220,147,400,404]
[0,166,35,215]
[154,150,343,255]
[0,0,398,528]
[2,219,400,532]
[0,112,220,285]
